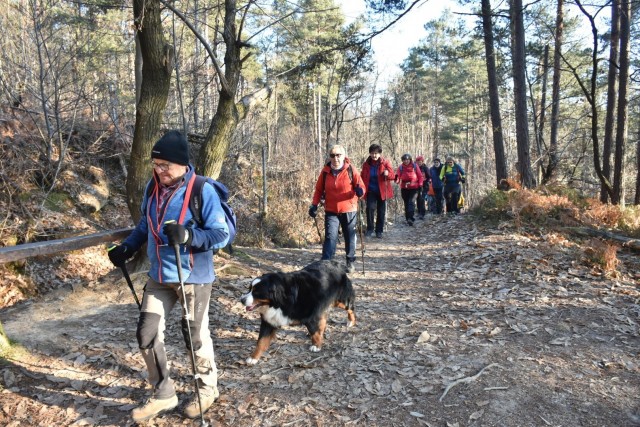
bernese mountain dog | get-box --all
[240,260,356,364]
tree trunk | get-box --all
[601,0,620,203]
[544,0,563,184]
[196,0,271,179]
[481,0,508,187]
[126,0,174,222]
[635,119,640,205]
[510,0,535,188]
[611,0,630,205]
[537,44,549,180]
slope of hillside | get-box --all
[0,213,638,426]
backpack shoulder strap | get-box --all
[322,165,354,193]
[187,175,207,226]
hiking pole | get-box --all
[165,221,208,427]
[107,244,141,309]
[313,216,323,242]
[357,200,366,275]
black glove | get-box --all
[163,222,191,246]
[308,205,318,218]
[107,244,132,267]
[460,176,466,184]
[354,186,364,197]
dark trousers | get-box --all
[400,188,418,221]
[365,191,386,233]
[433,187,444,214]
[322,211,357,263]
[444,185,462,213]
[416,187,426,217]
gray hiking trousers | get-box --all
[136,278,218,399]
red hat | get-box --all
[416,155,425,162]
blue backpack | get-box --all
[146,175,237,251]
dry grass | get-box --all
[583,238,620,275]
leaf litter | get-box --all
[0,214,639,426]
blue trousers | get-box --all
[322,211,357,263]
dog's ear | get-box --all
[287,285,298,306]
[267,278,287,306]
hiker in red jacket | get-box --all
[309,145,365,273]
[360,144,395,239]
[395,153,424,226]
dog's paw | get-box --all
[347,320,356,328]
[309,345,321,352]
[245,357,259,365]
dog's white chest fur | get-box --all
[260,307,293,328]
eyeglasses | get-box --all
[446,162,453,164]
[151,161,172,171]
[329,153,343,158]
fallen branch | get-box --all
[439,363,501,402]
[566,227,640,251]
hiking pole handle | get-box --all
[107,244,141,310]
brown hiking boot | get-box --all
[183,386,219,419]
[131,395,178,422]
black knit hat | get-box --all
[151,130,189,166]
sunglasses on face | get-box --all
[329,153,343,158]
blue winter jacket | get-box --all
[430,165,444,189]
[123,165,229,284]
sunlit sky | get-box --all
[337,0,462,84]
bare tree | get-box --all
[543,0,563,184]
[481,0,508,187]
[510,0,535,188]
[600,0,620,203]
[612,0,631,205]
[126,0,174,222]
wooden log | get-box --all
[0,227,134,264]
[567,227,640,251]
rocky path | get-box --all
[0,214,639,426]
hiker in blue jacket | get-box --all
[107,130,228,422]
[439,156,466,214]
[429,158,445,214]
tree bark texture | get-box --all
[197,0,243,179]
[126,0,174,222]
[481,0,508,187]
[600,0,620,203]
[612,0,630,205]
[510,0,535,188]
[544,0,563,184]
[537,44,549,179]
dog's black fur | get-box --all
[240,260,356,364]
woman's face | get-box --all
[329,150,345,169]
[370,151,381,161]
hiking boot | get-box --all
[407,219,414,226]
[184,386,219,419]
[365,230,373,237]
[375,232,382,238]
[346,262,355,274]
[131,395,178,423]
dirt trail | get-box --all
[0,214,639,426]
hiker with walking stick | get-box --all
[309,144,365,274]
[107,130,229,424]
